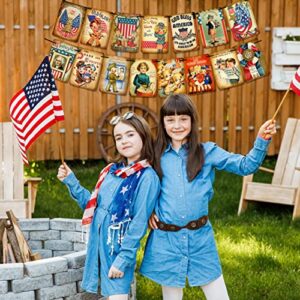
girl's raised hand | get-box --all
[258,120,277,140]
[57,162,72,181]
[148,212,159,230]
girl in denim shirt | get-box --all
[57,112,160,300]
[140,94,276,300]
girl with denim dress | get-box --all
[140,94,276,300]
[57,112,160,300]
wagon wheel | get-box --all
[97,103,159,162]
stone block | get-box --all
[18,219,50,231]
[12,274,53,293]
[30,230,60,241]
[36,282,77,300]
[0,281,8,294]
[44,240,73,251]
[64,251,86,269]
[0,291,35,300]
[25,257,68,277]
[0,263,24,280]
[50,219,77,231]
[54,268,84,285]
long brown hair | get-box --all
[154,94,204,181]
[112,114,155,165]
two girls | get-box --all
[57,112,160,300]
[140,94,276,300]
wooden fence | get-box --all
[0,0,300,161]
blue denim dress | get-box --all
[140,137,270,287]
[63,167,160,296]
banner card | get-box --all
[129,60,157,97]
[141,16,169,53]
[224,1,259,41]
[80,9,113,49]
[158,59,186,97]
[69,49,103,90]
[99,57,131,95]
[185,55,215,94]
[49,41,79,82]
[197,9,229,48]
[111,15,141,53]
[237,42,266,82]
[52,1,85,42]
[211,51,244,89]
[170,13,198,52]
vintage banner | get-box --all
[129,59,157,97]
[157,59,186,97]
[170,13,198,52]
[224,1,259,41]
[49,41,79,82]
[197,8,229,48]
[211,50,244,89]
[111,15,141,53]
[52,1,85,42]
[80,9,113,49]
[185,55,215,94]
[237,42,266,81]
[69,49,103,90]
[141,16,169,54]
[99,57,131,95]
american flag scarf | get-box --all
[81,159,150,229]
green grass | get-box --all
[28,158,300,300]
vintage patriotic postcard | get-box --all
[197,8,229,48]
[170,13,198,52]
[211,51,244,89]
[185,55,215,94]
[52,1,85,42]
[129,59,157,97]
[111,15,141,53]
[49,41,78,82]
[80,9,113,49]
[141,16,169,54]
[99,57,131,95]
[69,50,103,90]
[157,59,186,97]
[224,1,259,41]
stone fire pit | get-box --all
[0,218,136,300]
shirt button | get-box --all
[182,216,185,219]
[178,173,181,177]
[180,195,183,198]
[183,236,186,239]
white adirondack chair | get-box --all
[238,118,300,220]
[0,122,41,218]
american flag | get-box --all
[117,17,138,38]
[232,3,252,38]
[290,67,300,96]
[9,57,64,164]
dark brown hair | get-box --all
[112,114,154,165]
[154,94,204,181]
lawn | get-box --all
[28,157,300,300]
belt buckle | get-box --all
[190,221,197,229]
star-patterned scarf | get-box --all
[107,159,150,254]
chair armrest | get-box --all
[258,166,275,174]
[24,177,42,184]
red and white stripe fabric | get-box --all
[290,67,300,96]
[9,56,64,164]
[81,159,150,226]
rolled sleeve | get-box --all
[62,172,91,210]
[209,137,271,176]
[112,169,160,272]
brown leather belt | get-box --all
[157,215,208,232]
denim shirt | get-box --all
[140,137,271,287]
[63,166,160,294]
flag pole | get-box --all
[271,89,290,122]
[56,122,64,163]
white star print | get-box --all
[136,171,141,178]
[124,209,130,217]
[120,185,129,195]
[111,213,118,222]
